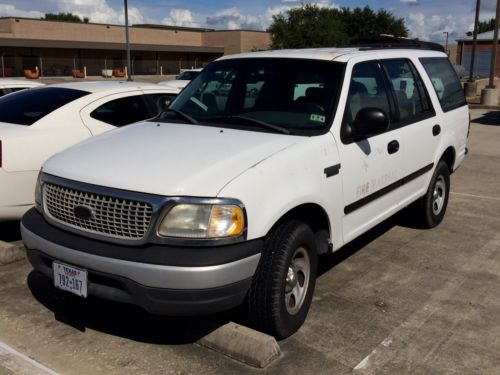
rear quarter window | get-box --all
[419,57,466,112]
[0,87,89,125]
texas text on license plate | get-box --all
[53,261,88,298]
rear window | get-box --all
[419,57,466,112]
[0,87,89,125]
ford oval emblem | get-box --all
[74,205,94,220]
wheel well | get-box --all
[440,147,456,174]
[274,203,331,255]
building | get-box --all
[456,29,500,77]
[0,17,271,77]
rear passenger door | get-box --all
[380,58,440,206]
[338,60,408,243]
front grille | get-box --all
[43,183,153,240]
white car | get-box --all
[157,68,202,91]
[0,78,44,97]
[22,48,469,338]
[0,81,179,220]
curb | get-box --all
[0,241,25,266]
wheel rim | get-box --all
[432,175,446,215]
[284,247,311,315]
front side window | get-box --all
[382,59,433,124]
[342,61,391,139]
[90,95,151,126]
[420,57,466,112]
[164,58,344,135]
[0,87,89,126]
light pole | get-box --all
[124,0,132,81]
[469,0,481,82]
[443,31,449,55]
[487,0,500,88]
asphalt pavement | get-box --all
[0,108,498,374]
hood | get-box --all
[158,80,190,90]
[43,122,304,197]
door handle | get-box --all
[387,140,399,154]
[433,124,441,136]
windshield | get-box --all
[177,71,200,80]
[164,58,344,135]
[0,87,89,126]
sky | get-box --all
[0,0,497,43]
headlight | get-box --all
[34,170,43,212]
[158,203,245,239]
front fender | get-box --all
[218,133,344,249]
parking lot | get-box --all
[0,108,499,374]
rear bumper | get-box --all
[21,208,262,315]
[0,169,36,221]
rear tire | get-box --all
[410,160,450,228]
[247,220,317,339]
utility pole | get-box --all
[469,0,481,82]
[443,31,449,55]
[487,0,500,88]
[124,0,132,81]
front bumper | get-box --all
[21,208,262,315]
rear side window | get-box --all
[420,57,466,112]
[90,95,151,126]
[0,87,89,125]
[382,59,433,124]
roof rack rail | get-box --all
[349,35,445,53]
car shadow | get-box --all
[0,220,21,242]
[26,211,423,344]
[317,210,424,277]
[27,271,235,345]
[472,111,500,126]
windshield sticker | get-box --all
[189,97,208,111]
[310,114,325,123]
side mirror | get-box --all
[352,107,389,138]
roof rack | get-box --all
[349,35,445,53]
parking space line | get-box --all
[352,234,500,373]
[0,341,59,375]
[450,192,500,201]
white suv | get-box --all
[22,47,469,339]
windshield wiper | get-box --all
[205,115,291,135]
[162,108,199,125]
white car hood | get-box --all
[43,122,304,197]
[158,80,190,90]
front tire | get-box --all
[411,160,450,228]
[247,220,317,339]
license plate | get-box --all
[53,261,88,298]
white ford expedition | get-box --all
[22,47,469,338]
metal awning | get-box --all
[0,38,224,53]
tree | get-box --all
[42,13,90,23]
[466,18,496,36]
[268,4,408,49]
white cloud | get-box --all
[405,12,472,42]
[206,7,260,30]
[0,3,44,18]
[162,9,200,28]
[205,1,339,31]
[49,0,146,24]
